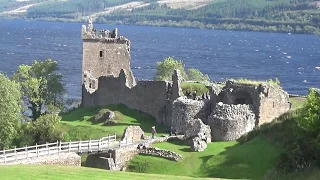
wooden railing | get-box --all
[0,134,130,164]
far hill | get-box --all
[0,0,319,34]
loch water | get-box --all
[0,20,319,99]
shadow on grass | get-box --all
[200,137,281,180]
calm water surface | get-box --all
[0,20,319,99]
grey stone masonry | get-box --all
[121,125,145,141]
[5,153,81,166]
[191,137,207,152]
[184,118,211,143]
[172,97,211,133]
[138,147,183,161]
[208,102,255,141]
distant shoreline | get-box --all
[1,16,319,36]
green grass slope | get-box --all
[0,165,220,180]
[127,137,281,179]
[60,104,169,140]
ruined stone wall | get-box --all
[82,69,182,125]
[172,97,211,133]
[258,84,290,125]
[208,103,255,141]
[82,40,136,88]
[218,81,290,126]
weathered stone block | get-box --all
[190,137,207,152]
[184,118,211,143]
[121,126,145,141]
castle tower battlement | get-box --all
[81,18,136,90]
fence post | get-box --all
[88,139,91,153]
[47,142,50,155]
[36,143,38,157]
[98,138,100,152]
[78,140,81,153]
[108,136,110,149]
[25,145,28,160]
[58,141,61,155]
[68,140,71,153]
[114,133,116,141]
[15,146,17,161]
[4,149,6,164]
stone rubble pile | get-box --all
[138,146,183,161]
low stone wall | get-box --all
[138,147,183,161]
[4,153,81,166]
[208,103,255,141]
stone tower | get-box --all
[81,18,136,90]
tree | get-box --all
[13,59,66,121]
[296,88,320,135]
[33,114,64,144]
[15,114,65,146]
[0,73,22,149]
[187,68,209,82]
[155,57,187,81]
[155,57,210,82]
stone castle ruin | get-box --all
[81,20,290,145]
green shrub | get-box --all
[155,57,187,81]
[187,68,209,82]
[154,57,210,82]
[296,89,320,135]
[231,78,281,86]
[181,82,209,96]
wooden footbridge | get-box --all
[0,134,137,164]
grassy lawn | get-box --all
[289,96,306,111]
[0,165,220,180]
[60,104,169,141]
[127,136,281,180]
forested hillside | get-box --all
[0,0,319,34]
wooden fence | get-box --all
[0,134,134,164]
